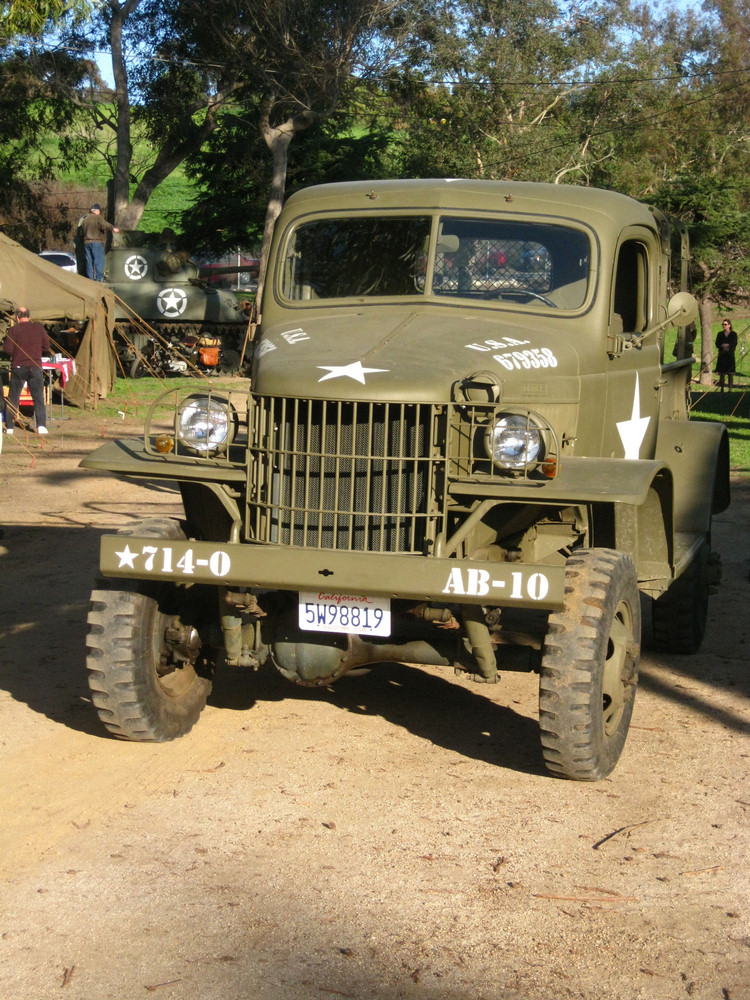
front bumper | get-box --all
[99,534,565,611]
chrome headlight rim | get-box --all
[175,394,235,455]
[484,410,546,471]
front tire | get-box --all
[86,589,212,741]
[539,549,641,780]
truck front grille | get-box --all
[247,395,445,553]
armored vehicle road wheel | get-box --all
[129,356,149,379]
[651,539,709,655]
[219,349,241,375]
[86,588,212,742]
[539,549,641,780]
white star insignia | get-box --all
[124,254,148,280]
[317,361,389,384]
[616,373,651,460]
[115,544,138,569]
[157,288,187,317]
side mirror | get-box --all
[666,291,698,328]
[436,234,460,254]
[625,291,699,351]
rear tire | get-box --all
[539,549,641,780]
[86,589,212,742]
[651,540,709,654]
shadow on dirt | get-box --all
[212,659,548,777]
[0,523,105,736]
[0,519,544,777]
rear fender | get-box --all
[655,419,730,533]
[591,469,674,589]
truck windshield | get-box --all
[282,215,590,308]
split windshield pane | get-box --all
[282,216,590,308]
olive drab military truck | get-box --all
[81,179,730,780]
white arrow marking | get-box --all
[616,373,651,459]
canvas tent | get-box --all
[0,232,117,408]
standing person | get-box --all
[80,203,119,281]
[2,307,51,435]
[715,318,737,391]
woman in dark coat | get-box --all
[715,319,737,391]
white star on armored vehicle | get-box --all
[156,287,188,318]
[124,254,148,280]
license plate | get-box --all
[299,591,391,637]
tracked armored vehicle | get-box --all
[81,179,729,780]
[105,230,251,374]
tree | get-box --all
[0,41,98,245]
[169,0,418,289]
[611,0,750,382]
[180,90,395,257]
[9,0,418,287]
[0,0,96,245]
[380,0,630,182]
[0,1,258,234]
[64,0,253,230]
[0,0,85,39]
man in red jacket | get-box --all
[2,307,51,434]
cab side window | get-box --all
[613,240,648,334]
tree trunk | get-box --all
[255,109,315,310]
[697,297,714,387]
[108,1,139,227]
[105,1,232,232]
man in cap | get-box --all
[2,307,51,435]
[80,203,119,281]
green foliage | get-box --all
[653,173,750,306]
[0,0,86,39]
[179,97,396,255]
[0,45,95,244]
[381,0,631,181]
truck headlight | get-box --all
[485,413,543,470]
[176,395,234,454]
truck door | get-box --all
[603,230,661,461]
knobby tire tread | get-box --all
[86,589,211,742]
[539,549,641,781]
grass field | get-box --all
[664,315,750,474]
[64,160,196,234]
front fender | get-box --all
[449,456,670,505]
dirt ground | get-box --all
[0,407,748,1000]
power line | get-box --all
[39,42,750,92]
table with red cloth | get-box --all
[41,357,76,417]
[42,356,76,387]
